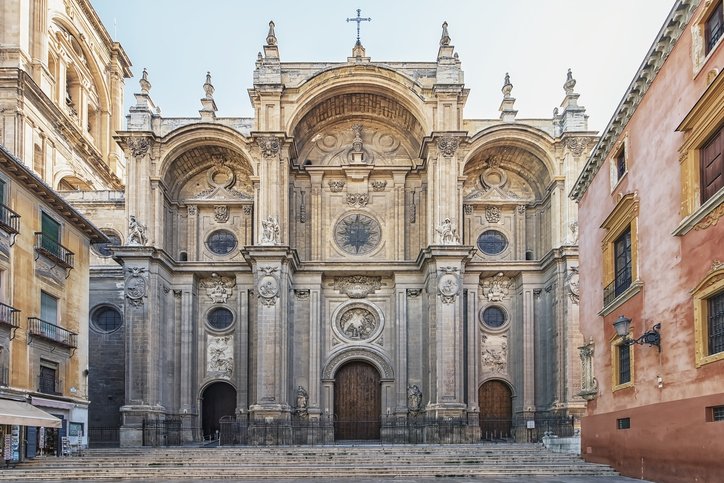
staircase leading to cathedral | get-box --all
[2,444,620,480]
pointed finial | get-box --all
[502,72,513,98]
[257,52,263,61]
[139,68,151,94]
[266,20,277,46]
[440,21,451,46]
[203,71,214,99]
[564,68,576,95]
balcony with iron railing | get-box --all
[27,317,78,350]
[603,270,633,308]
[34,232,74,270]
[0,302,20,332]
[0,203,20,236]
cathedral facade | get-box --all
[0,0,596,446]
[80,22,596,445]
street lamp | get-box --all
[613,315,662,352]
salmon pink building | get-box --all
[571,0,723,481]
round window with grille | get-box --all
[91,306,123,333]
[481,306,506,329]
[207,307,234,330]
[477,230,508,255]
[206,230,237,255]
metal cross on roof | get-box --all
[346,9,371,43]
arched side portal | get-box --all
[201,381,236,440]
[334,361,381,440]
[478,379,513,441]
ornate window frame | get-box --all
[610,333,635,392]
[599,193,642,316]
[674,71,724,235]
[693,261,724,367]
[691,0,724,76]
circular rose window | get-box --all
[207,307,234,330]
[334,213,381,255]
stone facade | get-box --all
[95,21,594,445]
[2,0,595,446]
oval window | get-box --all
[481,306,506,328]
[91,306,123,333]
[206,230,237,255]
[477,230,508,255]
[207,307,234,330]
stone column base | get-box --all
[119,404,166,447]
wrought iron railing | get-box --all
[603,271,632,307]
[37,373,63,395]
[27,317,78,349]
[34,232,74,269]
[0,302,20,331]
[0,203,20,235]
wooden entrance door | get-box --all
[201,382,236,440]
[479,380,512,440]
[334,361,381,440]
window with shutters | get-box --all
[674,71,723,235]
[700,125,723,203]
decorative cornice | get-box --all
[570,0,698,201]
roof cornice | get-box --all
[570,0,699,201]
[0,143,108,243]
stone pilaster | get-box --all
[242,246,299,421]
[418,246,475,419]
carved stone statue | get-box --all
[128,215,147,246]
[407,384,423,413]
[260,216,280,245]
[436,218,460,245]
[295,386,309,417]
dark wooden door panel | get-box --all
[479,380,512,439]
[202,382,237,440]
[334,361,381,440]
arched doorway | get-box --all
[479,380,512,440]
[334,361,381,440]
[201,382,236,440]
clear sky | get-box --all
[91,0,675,132]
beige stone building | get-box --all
[0,0,128,458]
[2,0,596,447]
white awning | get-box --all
[0,399,62,428]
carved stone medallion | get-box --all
[258,274,279,306]
[334,302,382,342]
[485,206,501,223]
[438,270,459,304]
[125,267,147,307]
[437,136,460,158]
[257,136,281,157]
[482,272,511,302]
[566,266,580,305]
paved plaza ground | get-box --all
[33,478,649,483]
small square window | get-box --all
[617,417,631,429]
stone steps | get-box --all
[2,444,619,480]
